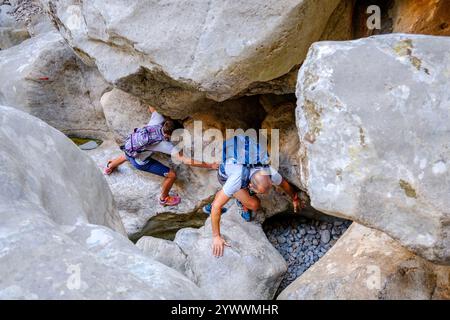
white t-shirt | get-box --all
[133,111,175,164]
[220,160,282,197]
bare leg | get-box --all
[160,170,177,200]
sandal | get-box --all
[159,195,181,207]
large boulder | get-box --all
[41,0,342,118]
[174,206,287,300]
[0,31,111,139]
[100,88,150,143]
[296,34,450,264]
[278,224,450,300]
[84,140,220,236]
[0,105,204,299]
[136,236,187,275]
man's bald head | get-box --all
[249,169,272,194]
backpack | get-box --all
[221,134,270,166]
[123,124,165,158]
[220,135,271,189]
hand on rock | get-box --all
[212,235,230,257]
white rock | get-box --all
[175,206,287,300]
[296,34,450,264]
[41,0,342,117]
[0,105,204,299]
[0,31,111,139]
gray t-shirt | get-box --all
[133,111,175,165]
[220,160,282,197]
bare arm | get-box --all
[148,106,157,113]
[279,178,303,213]
[211,190,231,257]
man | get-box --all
[104,106,217,206]
[203,135,303,257]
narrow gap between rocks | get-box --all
[263,209,352,296]
[129,210,207,243]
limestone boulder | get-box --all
[41,0,342,117]
[0,31,111,139]
[100,88,150,143]
[84,140,220,237]
[0,105,203,299]
[136,236,187,275]
[278,224,450,300]
[296,34,450,264]
[174,205,287,300]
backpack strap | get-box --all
[241,165,251,189]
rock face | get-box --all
[41,0,342,117]
[390,0,450,36]
[136,236,187,275]
[0,105,203,299]
[100,88,150,143]
[174,206,287,300]
[278,224,450,300]
[0,31,111,139]
[0,3,30,49]
[262,101,304,190]
[85,140,220,236]
[296,34,450,265]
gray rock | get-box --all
[0,106,204,299]
[320,230,331,244]
[296,34,450,264]
[0,32,111,140]
[78,140,98,150]
[41,0,343,118]
[136,236,187,275]
[278,224,450,300]
[175,207,287,300]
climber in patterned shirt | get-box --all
[103,106,218,207]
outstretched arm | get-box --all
[279,178,303,213]
[211,190,231,257]
[148,106,157,113]
[173,152,219,169]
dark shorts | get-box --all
[126,155,170,177]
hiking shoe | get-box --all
[103,161,114,175]
[235,199,252,222]
[159,195,181,207]
[202,204,228,216]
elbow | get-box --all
[211,202,223,217]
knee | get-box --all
[165,170,177,179]
[247,198,261,211]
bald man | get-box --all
[204,161,302,257]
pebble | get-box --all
[320,230,331,244]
